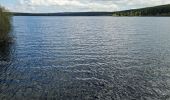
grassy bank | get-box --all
[0,6,12,42]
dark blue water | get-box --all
[1,16,170,100]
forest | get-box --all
[112,4,170,16]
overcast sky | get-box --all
[1,0,170,13]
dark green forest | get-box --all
[13,12,113,16]
[112,4,170,16]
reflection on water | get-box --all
[0,17,170,100]
[0,43,12,62]
[0,42,14,95]
[0,42,15,77]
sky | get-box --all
[0,0,170,13]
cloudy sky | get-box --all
[1,0,170,13]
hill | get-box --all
[112,4,170,16]
[13,12,113,16]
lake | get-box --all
[1,16,170,100]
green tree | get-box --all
[0,6,12,42]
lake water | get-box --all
[1,17,170,100]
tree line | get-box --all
[113,4,170,16]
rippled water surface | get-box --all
[1,17,170,100]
